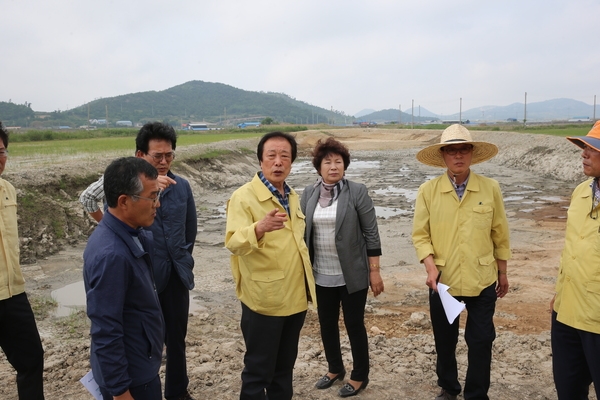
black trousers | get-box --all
[316,285,369,381]
[551,311,600,400]
[100,375,161,400]
[239,302,306,400]
[429,283,497,400]
[0,292,45,400]
[159,268,190,399]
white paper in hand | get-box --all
[80,370,102,400]
[437,282,466,324]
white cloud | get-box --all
[1,0,598,114]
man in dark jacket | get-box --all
[79,122,198,400]
[84,157,164,400]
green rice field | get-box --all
[7,132,264,157]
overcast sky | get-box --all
[2,0,598,116]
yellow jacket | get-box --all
[412,172,511,296]
[225,174,317,316]
[0,178,25,300]
[554,179,600,334]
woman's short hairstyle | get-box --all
[311,137,351,173]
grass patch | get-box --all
[7,125,309,157]
[29,294,58,319]
[181,148,254,165]
[54,310,90,338]
[376,123,594,137]
[7,131,266,157]
[17,193,37,210]
[198,149,235,159]
[507,124,593,137]
[51,220,65,239]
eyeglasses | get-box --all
[147,152,175,162]
[442,146,473,156]
[131,188,163,206]
[0,150,8,158]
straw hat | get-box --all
[567,120,600,152]
[416,124,499,168]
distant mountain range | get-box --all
[1,81,597,128]
[0,81,351,128]
[358,98,598,123]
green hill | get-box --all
[4,81,353,128]
[0,101,35,127]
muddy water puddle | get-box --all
[51,280,207,317]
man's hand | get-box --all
[423,255,439,292]
[255,208,288,239]
[156,175,177,190]
[89,209,104,223]
[496,274,509,298]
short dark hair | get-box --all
[0,121,8,149]
[104,157,158,208]
[135,122,178,154]
[311,137,351,172]
[257,132,297,162]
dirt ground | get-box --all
[0,127,596,399]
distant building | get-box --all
[188,122,209,131]
[115,120,133,127]
[568,116,591,122]
[353,121,377,127]
[237,122,261,128]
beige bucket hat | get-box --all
[416,124,499,168]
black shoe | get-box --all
[434,389,457,400]
[315,369,346,389]
[338,378,369,397]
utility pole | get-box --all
[105,105,108,127]
[411,99,414,129]
[459,98,462,124]
[399,104,401,125]
[594,95,597,121]
[523,92,527,127]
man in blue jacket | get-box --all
[80,122,198,400]
[84,157,164,399]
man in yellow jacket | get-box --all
[551,121,600,400]
[225,131,316,400]
[412,124,510,400]
[0,122,45,399]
